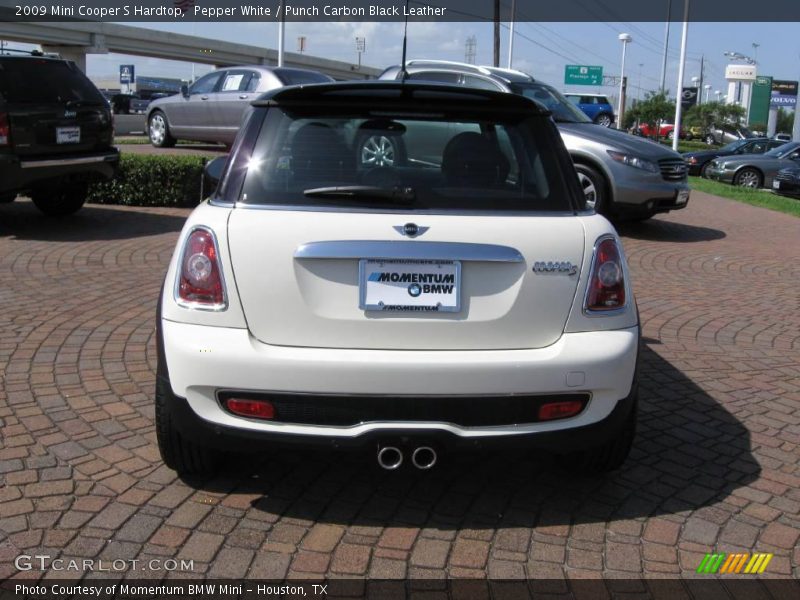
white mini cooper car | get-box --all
[156,82,640,475]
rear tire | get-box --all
[557,386,637,473]
[705,134,716,145]
[31,183,88,216]
[594,113,613,127]
[155,363,220,476]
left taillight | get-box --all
[176,227,227,310]
[0,112,10,146]
[584,236,626,312]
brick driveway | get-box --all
[1,193,798,586]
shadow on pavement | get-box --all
[616,218,726,243]
[186,343,760,529]
[0,200,188,241]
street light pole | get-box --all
[671,0,690,152]
[507,0,516,69]
[277,4,285,67]
[618,33,632,130]
[704,84,712,103]
[660,0,671,93]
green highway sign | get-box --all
[565,65,603,86]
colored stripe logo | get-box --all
[697,553,773,574]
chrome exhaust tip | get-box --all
[377,446,403,470]
[411,446,437,470]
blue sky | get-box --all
[7,20,800,103]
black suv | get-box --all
[0,51,119,215]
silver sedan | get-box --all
[145,66,333,147]
[704,141,800,188]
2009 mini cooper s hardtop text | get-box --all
[156,82,640,475]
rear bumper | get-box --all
[0,149,119,195]
[160,319,639,447]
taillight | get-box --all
[585,236,626,312]
[0,112,10,146]
[176,227,227,309]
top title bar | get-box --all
[1,0,800,22]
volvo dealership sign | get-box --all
[771,80,798,107]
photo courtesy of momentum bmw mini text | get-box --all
[0,0,799,598]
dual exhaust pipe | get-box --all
[377,445,437,471]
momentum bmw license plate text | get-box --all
[359,259,461,312]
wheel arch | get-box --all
[570,153,614,205]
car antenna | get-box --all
[399,0,410,82]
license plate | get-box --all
[359,259,461,313]
[56,126,80,144]
[772,180,781,189]
[676,190,690,204]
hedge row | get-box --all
[88,154,209,207]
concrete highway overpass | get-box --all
[0,21,381,80]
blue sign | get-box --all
[119,64,135,84]
[771,79,797,108]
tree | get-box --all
[682,102,745,131]
[776,107,794,133]
[624,91,675,132]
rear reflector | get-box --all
[0,112,9,146]
[225,398,275,420]
[538,400,585,421]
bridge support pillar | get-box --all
[41,45,88,72]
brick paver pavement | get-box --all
[1,193,798,584]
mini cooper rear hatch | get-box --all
[157,82,640,475]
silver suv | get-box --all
[379,61,690,220]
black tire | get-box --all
[699,162,711,178]
[666,130,675,141]
[704,134,716,146]
[356,133,404,168]
[733,167,762,188]
[557,386,637,473]
[574,163,608,215]
[148,110,176,148]
[0,192,16,203]
[31,184,88,216]
[155,362,220,476]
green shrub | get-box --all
[88,154,208,207]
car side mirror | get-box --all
[790,152,800,161]
[181,84,190,98]
[203,155,228,193]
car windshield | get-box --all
[510,83,592,123]
[237,106,579,212]
[720,139,751,152]
[765,141,800,158]
[0,58,104,105]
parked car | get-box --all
[636,121,684,140]
[563,93,615,127]
[773,133,792,142]
[771,165,800,197]
[379,61,689,220]
[156,81,640,475]
[683,137,786,177]
[146,66,333,147]
[703,123,753,145]
[705,141,800,188]
[0,51,118,215]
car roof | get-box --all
[564,93,608,97]
[383,60,535,84]
[253,81,549,115]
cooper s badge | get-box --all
[532,261,578,275]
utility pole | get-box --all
[507,0,516,69]
[660,0,672,93]
[698,54,704,104]
[493,0,500,67]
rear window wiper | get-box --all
[303,185,416,204]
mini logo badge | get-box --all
[393,223,429,238]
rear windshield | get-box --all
[237,106,579,213]
[0,59,104,105]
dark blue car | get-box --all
[564,93,615,127]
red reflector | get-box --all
[0,112,10,146]
[538,400,584,421]
[226,398,275,420]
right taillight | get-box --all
[0,112,10,146]
[176,227,227,310]
[585,236,626,312]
